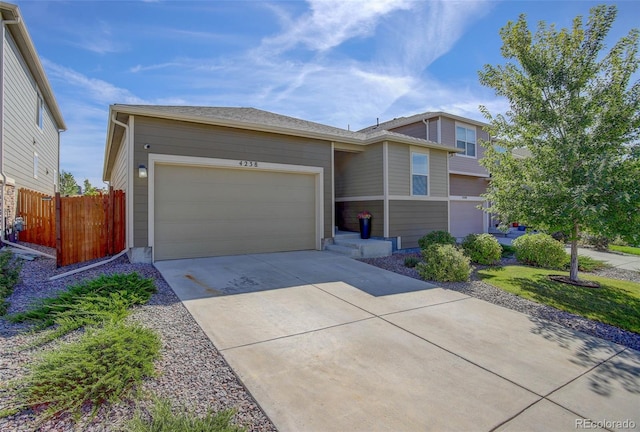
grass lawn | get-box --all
[477,265,640,334]
[609,245,640,256]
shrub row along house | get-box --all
[0,2,66,238]
[102,105,491,262]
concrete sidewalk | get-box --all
[496,236,640,272]
[156,251,640,432]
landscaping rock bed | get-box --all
[0,245,276,432]
[361,253,640,352]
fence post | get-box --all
[55,192,62,267]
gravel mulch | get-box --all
[0,244,276,432]
[360,253,640,352]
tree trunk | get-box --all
[569,223,580,282]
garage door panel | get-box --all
[154,164,318,260]
[450,201,485,238]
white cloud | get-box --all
[260,0,413,54]
[43,59,147,105]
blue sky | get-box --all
[15,0,640,188]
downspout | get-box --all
[0,16,21,242]
[422,118,430,141]
[110,114,130,248]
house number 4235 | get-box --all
[239,160,258,167]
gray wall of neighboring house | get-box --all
[389,200,448,248]
[335,200,384,237]
[334,144,383,198]
[3,28,58,195]
[450,174,488,197]
[110,135,127,191]
[389,122,426,140]
[132,116,333,248]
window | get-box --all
[411,152,429,196]
[36,95,44,129]
[33,152,39,178]
[456,125,476,157]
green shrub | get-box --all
[0,250,21,316]
[513,234,568,269]
[127,398,245,432]
[461,234,502,265]
[17,322,160,421]
[403,256,420,268]
[501,244,516,257]
[416,244,471,282]
[8,273,156,343]
[417,230,456,250]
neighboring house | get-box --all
[102,105,461,262]
[360,112,490,239]
[0,2,66,234]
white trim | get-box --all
[388,195,448,202]
[449,195,485,202]
[127,116,135,248]
[449,170,490,178]
[331,142,335,238]
[335,196,384,202]
[383,141,389,237]
[148,154,324,262]
[437,116,442,144]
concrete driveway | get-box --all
[155,251,640,432]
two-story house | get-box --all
[1,2,66,236]
[360,112,490,239]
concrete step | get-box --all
[332,237,393,258]
[325,243,361,258]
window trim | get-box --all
[455,122,477,159]
[410,150,429,196]
[36,94,44,130]
[33,151,39,179]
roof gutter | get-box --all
[1,15,21,243]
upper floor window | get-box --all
[411,152,429,196]
[456,125,476,157]
[36,95,44,129]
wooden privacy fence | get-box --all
[17,189,55,247]
[56,189,126,267]
[17,188,125,267]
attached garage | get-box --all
[151,158,323,261]
[450,200,486,239]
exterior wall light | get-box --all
[138,164,148,178]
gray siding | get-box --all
[334,144,383,198]
[450,174,488,197]
[389,200,448,248]
[3,29,58,195]
[133,116,333,247]
[444,119,489,177]
[388,143,409,195]
[429,151,448,197]
[335,200,384,237]
[391,122,426,140]
[111,135,127,191]
[388,144,448,198]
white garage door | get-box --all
[450,201,485,239]
[154,164,317,260]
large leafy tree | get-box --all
[58,170,80,196]
[478,5,640,282]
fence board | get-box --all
[56,191,124,267]
[16,187,125,267]
[17,189,56,247]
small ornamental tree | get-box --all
[478,5,640,282]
